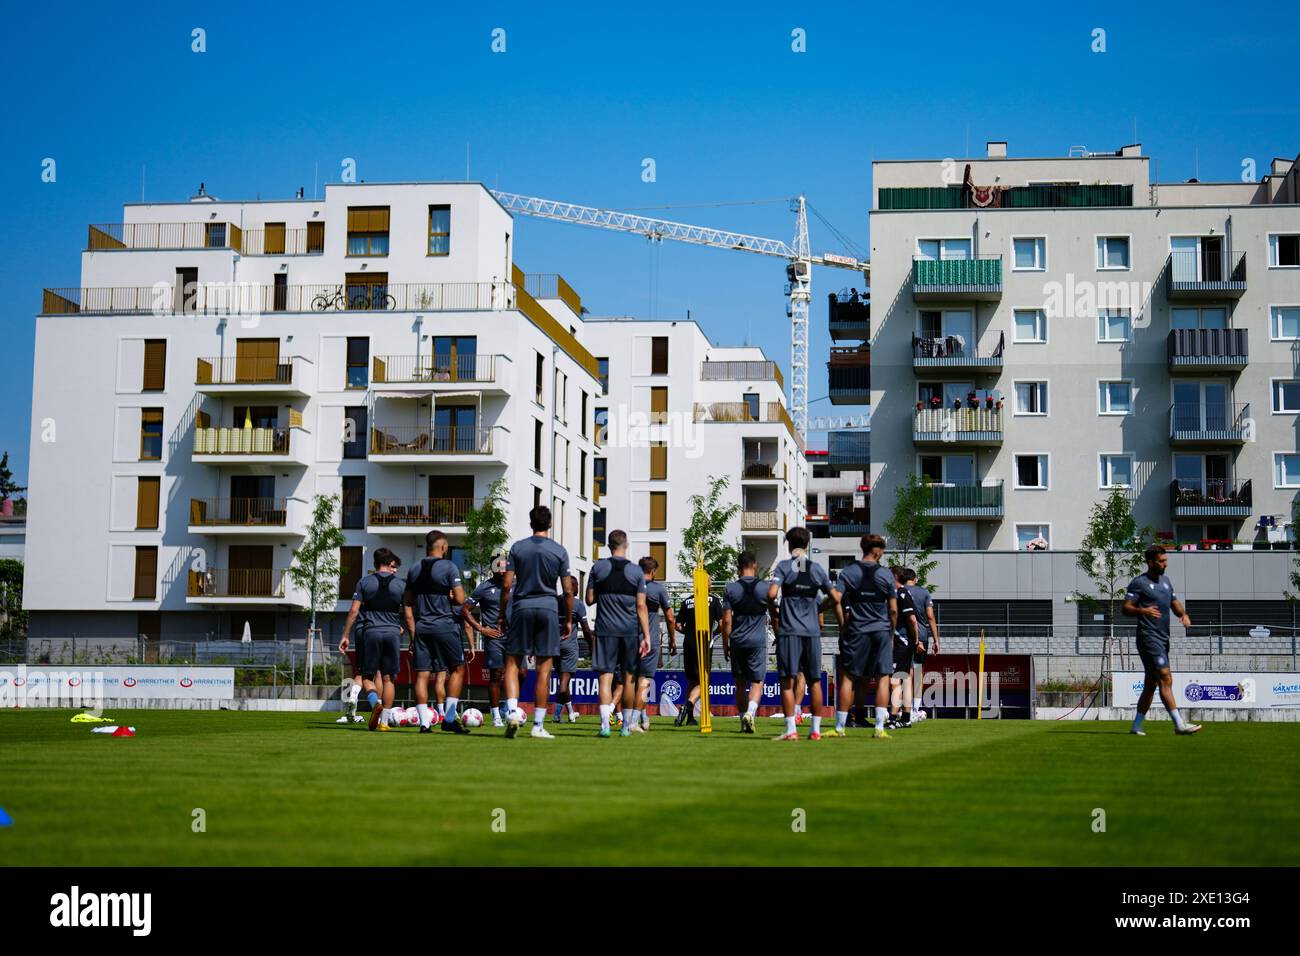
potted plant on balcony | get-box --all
[915,401,924,411]
[1197,539,1213,551]
[984,394,995,410]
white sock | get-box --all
[491,706,501,720]
[875,706,887,730]
[794,706,802,720]
[622,708,634,727]
[445,697,459,722]
[534,707,546,726]
[641,710,650,726]
[1168,708,1187,730]
[507,697,518,715]
[785,716,796,734]
[835,710,848,730]
[912,697,921,710]
[348,683,362,703]
[567,700,577,715]
[416,703,432,728]
[600,703,612,731]
[381,708,393,725]
[437,701,446,716]
[812,715,822,733]
[745,700,758,718]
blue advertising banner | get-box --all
[520,669,828,709]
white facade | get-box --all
[582,319,808,580]
[26,183,600,640]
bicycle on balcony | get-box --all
[311,285,396,312]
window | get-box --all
[273,273,287,311]
[1097,308,1132,342]
[1272,306,1300,341]
[306,220,325,253]
[1172,307,1227,330]
[580,391,589,438]
[344,272,388,310]
[533,486,542,510]
[579,450,588,497]
[1014,454,1049,489]
[1098,381,1133,415]
[1275,453,1300,489]
[594,457,607,500]
[742,392,760,421]
[579,512,587,557]
[1012,237,1046,271]
[650,386,668,424]
[533,420,544,472]
[428,205,451,256]
[1273,380,1300,414]
[341,477,366,529]
[344,406,368,459]
[593,507,607,552]
[205,223,226,248]
[917,238,971,260]
[649,491,667,530]
[263,222,286,255]
[595,407,608,446]
[134,546,158,599]
[1269,234,1300,268]
[346,206,389,256]
[1015,524,1051,551]
[140,408,163,460]
[1099,454,1133,488]
[651,336,669,374]
[1013,309,1047,343]
[650,441,667,480]
[142,340,166,391]
[431,335,477,381]
[939,523,977,550]
[596,357,610,394]
[1096,236,1130,270]
[535,353,545,405]
[1013,381,1048,415]
[346,337,369,389]
[649,542,667,571]
[136,477,160,529]
[338,546,364,599]
[555,370,567,422]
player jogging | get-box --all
[339,548,407,731]
[463,556,510,726]
[553,577,592,723]
[501,505,575,740]
[405,530,470,734]
[635,556,676,731]
[768,527,832,740]
[587,530,652,737]
[1122,545,1201,736]
[721,551,773,734]
[830,534,898,739]
[674,589,724,726]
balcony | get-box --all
[741,511,782,531]
[912,256,1002,301]
[1168,403,1250,445]
[369,425,499,462]
[188,498,305,535]
[186,567,290,603]
[1167,329,1248,372]
[923,481,1004,519]
[912,331,1004,373]
[1166,250,1247,300]
[192,425,308,465]
[878,183,1133,210]
[828,347,871,404]
[913,407,1003,445]
[693,401,803,449]
[195,355,310,395]
[366,498,477,534]
[1170,479,1252,519]
[741,460,784,481]
[522,274,583,317]
[828,293,870,341]
[700,360,784,387]
[40,281,513,316]
[828,508,871,535]
[828,429,870,469]
[372,354,502,389]
[239,227,324,256]
[87,222,241,252]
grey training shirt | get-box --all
[405,556,462,632]
[773,557,832,637]
[723,576,773,648]
[588,557,646,637]
[1126,572,1177,645]
[833,560,896,635]
[353,571,407,632]
[507,535,573,611]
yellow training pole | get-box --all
[693,543,712,734]
[977,628,986,719]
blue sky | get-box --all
[1,0,1293,484]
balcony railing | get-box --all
[87,222,241,251]
[828,510,871,534]
[912,256,1002,298]
[828,365,871,403]
[189,498,289,527]
[913,407,1003,442]
[1166,250,1247,298]
[1170,479,1252,517]
[912,331,1004,369]
[1167,329,1248,370]
[742,460,780,480]
[367,498,477,527]
[372,354,498,385]
[196,356,295,386]
[695,402,786,425]
[1168,403,1250,443]
[828,293,870,341]
[40,281,514,315]
[522,274,583,317]
[923,481,1004,517]
[741,511,781,531]
[700,360,784,388]
[239,227,323,256]
[878,183,1133,210]
[193,427,292,456]
[828,429,870,468]
[369,425,494,456]
[188,567,287,599]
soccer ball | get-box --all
[461,708,484,728]
[508,707,528,725]
[427,708,442,726]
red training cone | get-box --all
[111,726,136,737]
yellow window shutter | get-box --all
[136,477,160,529]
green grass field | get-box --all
[1,710,1296,866]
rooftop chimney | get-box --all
[986,141,1007,158]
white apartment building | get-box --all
[869,143,1300,552]
[581,319,808,580]
[804,430,870,580]
[26,182,601,642]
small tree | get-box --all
[1285,501,1300,601]
[0,558,27,640]
[884,473,939,591]
[463,477,510,585]
[676,475,742,584]
[0,452,25,502]
[287,494,347,678]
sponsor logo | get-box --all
[179,677,193,688]
[123,677,137,688]
[660,678,683,703]
[1185,680,1254,704]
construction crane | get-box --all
[490,190,869,440]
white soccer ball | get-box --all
[461,708,484,728]
[509,707,528,725]
[398,707,420,727]
[427,708,442,726]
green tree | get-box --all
[884,473,939,591]
[676,475,742,584]
[0,558,27,639]
[0,452,25,502]
[1285,500,1300,601]
[287,494,347,650]
[463,477,510,585]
